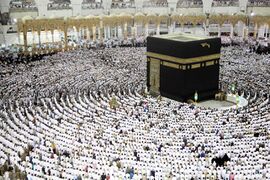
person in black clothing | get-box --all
[42,166,46,175]
[133,150,137,157]
[101,173,106,180]
[150,170,155,177]
[158,144,163,152]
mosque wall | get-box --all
[0,0,269,20]
[0,0,269,16]
[9,11,38,20]
[0,32,18,45]
[1,0,270,46]
[176,8,204,15]
[247,7,270,16]
[211,6,240,14]
[110,8,136,15]
[1,24,268,46]
[0,0,11,13]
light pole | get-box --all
[194,91,198,103]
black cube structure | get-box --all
[146,33,221,102]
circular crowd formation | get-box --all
[0,44,269,179]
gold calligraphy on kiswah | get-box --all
[200,43,211,48]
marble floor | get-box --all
[196,100,235,110]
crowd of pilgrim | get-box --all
[0,35,269,179]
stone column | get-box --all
[76,27,80,42]
[264,24,267,38]
[104,26,107,40]
[134,23,137,37]
[173,21,176,33]
[245,27,249,40]
[203,23,208,35]
[23,28,27,52]
[156,22,160,35]
[243,24,249,40]
[230,24,234,38]
[115,26,117,38]
[32,29,36,53]
[64,28,68,50]
[45,28,48,43]
[124,23,128,39]
[192,23,196,34]
[169,21,175,34]
[181,23,184,32]
[253,23,257,39]
[241,23,245,40]
[99,21,104,41]
[32,28,35,45]
[51,30,55,43]
[145,23,149,37]
[98,27,101,40]
[108,26,111,39]
[93,26,96,41]
[218,24,221,37]
[81,28,83,40]
[118,25,122,38]
[87,27,90,40]
[85,27,88,40]
[79,28,82,40]
[267,25,269,38]
[18,31,21,45]
[38,30,41,46]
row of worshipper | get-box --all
[0,36,146,65]
[0,84,269,179]
[0,36,269,179]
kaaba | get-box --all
[146,33,221,102]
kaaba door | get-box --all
[149,58,160,95]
